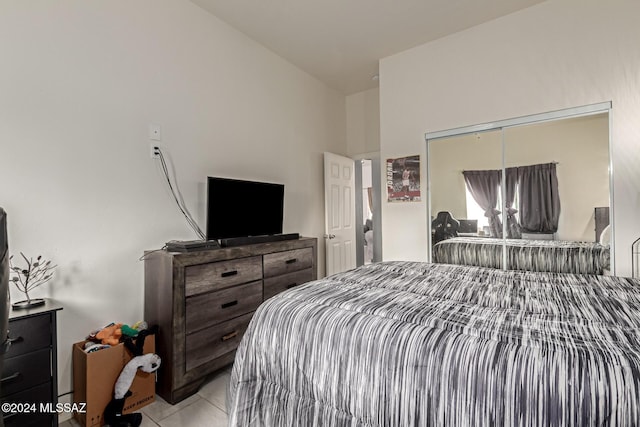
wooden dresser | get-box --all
[144,237,317,404]
[1,300,63,427]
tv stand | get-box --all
[144,237,317,404]
[219,233,299,247]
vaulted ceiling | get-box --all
[190,0,545,94]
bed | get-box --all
[432,236,610,274]
[228,261,640,426]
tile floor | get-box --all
[59,368,231,427]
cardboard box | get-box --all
[73,335,156,427]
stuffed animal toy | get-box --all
[115,353,161,400]
[123,325,158,356]
[103,353,161,427]
[103,326,160,427]
[95,323,123,346]
[120,321,149,338]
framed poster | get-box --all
[386,155,421,202]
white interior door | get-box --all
[324,152,356,276]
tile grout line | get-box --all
[142,395,204,425]
[199,395,228,415]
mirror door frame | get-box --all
[425,101,614,272]
[353,152,383,267]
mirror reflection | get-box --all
[430,129,505,269]
[428,111,611,275]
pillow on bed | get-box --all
[599,224,611,246]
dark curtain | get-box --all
[517,163,561,233]
[504,167,522,238]
[462,170,503,237]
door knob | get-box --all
[324,234,336,239]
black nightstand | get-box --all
[1,299,63,427]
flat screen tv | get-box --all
[206,177,284,241]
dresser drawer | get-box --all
[186,280,262,333]
[185,256,262,296]
[264,248,313,278]
[185,312,253,371]
[264,268,314,300]
[1,348,51,397]
[1,381,53,427]
[6,315,51,358]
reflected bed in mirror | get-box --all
[433,236,610,275]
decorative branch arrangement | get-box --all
[9,252,57,306]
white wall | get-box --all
[380,0,640,275]
[0,0,345,410]
[346,88,380,156]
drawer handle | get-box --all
[8,336,23,345]
[221,300,238,309]
[221,331,238,342]
[286,283,298,289]
[221,270,238,278]
[1,372,21,383]
[285,258,298,264]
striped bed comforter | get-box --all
[228,261,640,426]
[433,237,610,274]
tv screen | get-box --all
[206,177,284,240]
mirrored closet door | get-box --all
[428,128,506,270]
[426,102,613,275]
